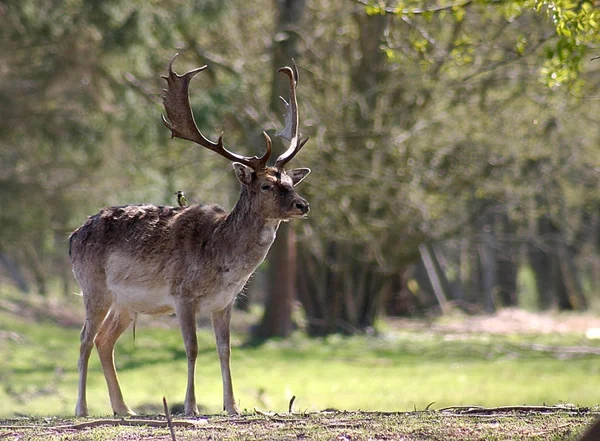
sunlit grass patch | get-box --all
[2,306,600,417]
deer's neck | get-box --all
[221,188,280,250]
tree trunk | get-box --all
[256,0,306,339]
[419,244,451,314]
[0,253,30,293]
[478,226,496,313]
[494,213,518,307]
[256,225,297,338]
[528,216,585,311]
[557,243,587,310]
[528,243,555,310]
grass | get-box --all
[2,297,600,418]
[2,293,600,439]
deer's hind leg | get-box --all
[76,288,112,417]
[95,304,135,416]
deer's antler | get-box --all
[274,60,309,168]
[161,54,271,171]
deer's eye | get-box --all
[260,183,273,191]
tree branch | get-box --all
[356,0,474,15]
[462,33,555,82]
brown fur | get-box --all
[70,165,310,416]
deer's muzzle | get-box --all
[293,198,310,215]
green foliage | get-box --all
[366,0,600,87]
[539,0,600,89]
[365,2,388,16]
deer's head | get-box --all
[161,55,311,221]
[233,164,309,220]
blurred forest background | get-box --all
[1,0,599,338]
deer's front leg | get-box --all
[212,302,240,415]
[175,298,199,416]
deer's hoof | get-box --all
[75,406,88,417]
[226,405,241,416]
[185,406,199,416]
[114,407,136,417]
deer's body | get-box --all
[71,56,311,417]
[71,202,277,317]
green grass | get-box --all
[2,300,600,418]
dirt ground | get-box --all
[0,408,597,441]
[387,308,600,336]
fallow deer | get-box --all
[69,54,310,416]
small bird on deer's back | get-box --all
[175,191,188,207]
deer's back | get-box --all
[70,204,233,312]
[70,203,228,254]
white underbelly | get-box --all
[105,252,251,315]
[108,278,246,315]
[110,283,175,315]
[106,252,174,315]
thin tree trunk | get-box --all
[478,228,496,313]
[22,244,47,296]
[528,217,555,311]
[528,245,554,310]
[557,243,587,310]
[419,244,451,314]
[0,253,30,293]
[494,213,518,307]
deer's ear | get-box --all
[288,168,311,186]
[233,162,254,185]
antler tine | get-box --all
[161,53,271,170]
[274,59,309,168]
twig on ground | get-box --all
[438,405,484,412]
[253,408,303,423]
[289,396,296,414]
[529,422,573,437]
[163,397,176,441]
[439,405,583,414]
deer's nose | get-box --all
[294,200,310,214]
